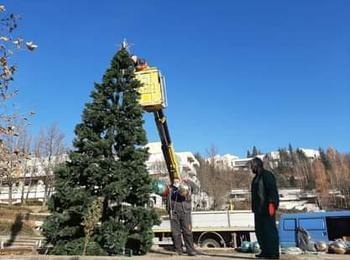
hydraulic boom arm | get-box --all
[153,109,180,182]
[135,66,180,183]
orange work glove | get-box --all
[162,185,170,197]
[268,202,276,217]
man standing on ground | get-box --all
[250,157,280,259]
[167,178,197,256]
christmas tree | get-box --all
[42,44,160,255]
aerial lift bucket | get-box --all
[135,67,167,112]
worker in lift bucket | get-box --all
[131,55,148,71]
[250,157,280,259]
[166,177,197,256]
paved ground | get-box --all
[0,248,350,260]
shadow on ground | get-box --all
[4,212,30,247]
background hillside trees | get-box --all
[195,146,251,210]
[198,144,349,210]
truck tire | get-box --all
[201,238,221,248]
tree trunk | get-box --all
[20,180,26,205]
[42,181,48,208]
[25,175,33,202]
[8,184,13,206]
[47,184,52,200]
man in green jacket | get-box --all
[250,157,280,259]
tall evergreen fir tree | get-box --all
[319,148,332,170]
[246,150,251,158]
[42,45,160,255]
[251,146,258,157]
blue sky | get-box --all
[4,0,350,157]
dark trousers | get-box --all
[254,213,279,256]
[170,201,195,253]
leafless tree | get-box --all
[39,123,66,208]
[0,118,31,205]
[0,5,36,205]
[23,131,44,203]
[19,128,32,204]
[196,145,242,210]
[0,4,37,132]
[326,148,350,209]
[312,159,329,209]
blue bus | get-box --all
[279,211,350,247]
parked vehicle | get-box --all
[137,62,256,249]
[153,210,255,248]
[279,210,350,247]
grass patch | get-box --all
[22,199,44,207]
[0,205,49,222]
[0,204,33,213]
[0,206,49,237]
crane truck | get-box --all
[134,62,255,248]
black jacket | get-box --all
[251,170,279,215]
